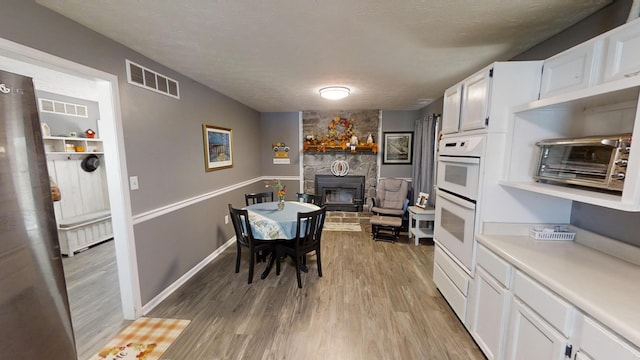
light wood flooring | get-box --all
[149,224,485,359]
[62,240,131,360]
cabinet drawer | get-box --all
[476,244,512,288]
[578,316,640,360]
[433,261,467,322]
[434,244,470,296]
[512,271,574,337]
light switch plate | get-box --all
[129,176,139,190]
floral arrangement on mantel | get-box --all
[303,115,378,153]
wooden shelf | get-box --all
[43,136,104,154]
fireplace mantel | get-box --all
[303,144,377,153]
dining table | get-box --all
[244,201,320,278]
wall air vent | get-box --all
[126,59,180,99]
[39,98,88,118]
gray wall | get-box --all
[380,110,419,179]
[260,112,300,178]
[0,0,263,303]
[259,110,420,192]
[512,0,632,61]
[419,98,444,133]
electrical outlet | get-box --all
[129,176,139,190]
[224,215,229,224]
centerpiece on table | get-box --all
[266,179,286,210]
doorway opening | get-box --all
[0,38,140,359]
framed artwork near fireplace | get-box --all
[383,131,413,164]
[202,124,233,171]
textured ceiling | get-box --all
[37,0,612,112]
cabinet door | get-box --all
[602,20,640,83]
[505,299,567,360]
[576,315,640,360]
[470,267,510,360]
[540,40,602,98]
[575,352,594,360]
[442,83,462,134]
[460,68,492,131]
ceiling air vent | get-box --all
[39,98,88,118]
[126,59,180,99]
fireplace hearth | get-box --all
[315,175,365,212]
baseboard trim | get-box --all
[141,236,235,315]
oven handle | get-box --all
[437,190,476,210]
[438,156,480,165]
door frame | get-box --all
[0,37,141,319]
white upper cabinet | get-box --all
[602,18,640,83]
[539,39,603,99]
[442,82,463,134]
[441,62,542,136]
[461,68,492,131]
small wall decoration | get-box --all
[416,192,429,208]
[383,131,413,164]
[330,159,350,176]
[203,124,233,171]
[272,142,290,158]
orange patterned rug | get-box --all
[91,317,190,360]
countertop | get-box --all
[477,231,640,348]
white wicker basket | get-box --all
[529,227,576,241]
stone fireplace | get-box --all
[302,110,380,211]
[315,175,365,212]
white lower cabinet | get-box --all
[505,298,569,360]
[506,270,574,360]
[573,314,640,360]
[471,244,640,360]
[470,267,510,360]
[469,244,512,360]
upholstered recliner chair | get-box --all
[370,178,411,241]
[371,178,410,217]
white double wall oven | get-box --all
[435,135,484,274]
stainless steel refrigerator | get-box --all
[0,69,77,359]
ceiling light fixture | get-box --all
[319,86,350,100]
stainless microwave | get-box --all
[534,133,632,192]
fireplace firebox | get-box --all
[315,175,365,212]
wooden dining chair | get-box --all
[245,191,274,206]
[228,204,273,284]
[295,192,322,205]
[280,206,327,288]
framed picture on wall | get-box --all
[203,124,233,171]
[383,131,413,164]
